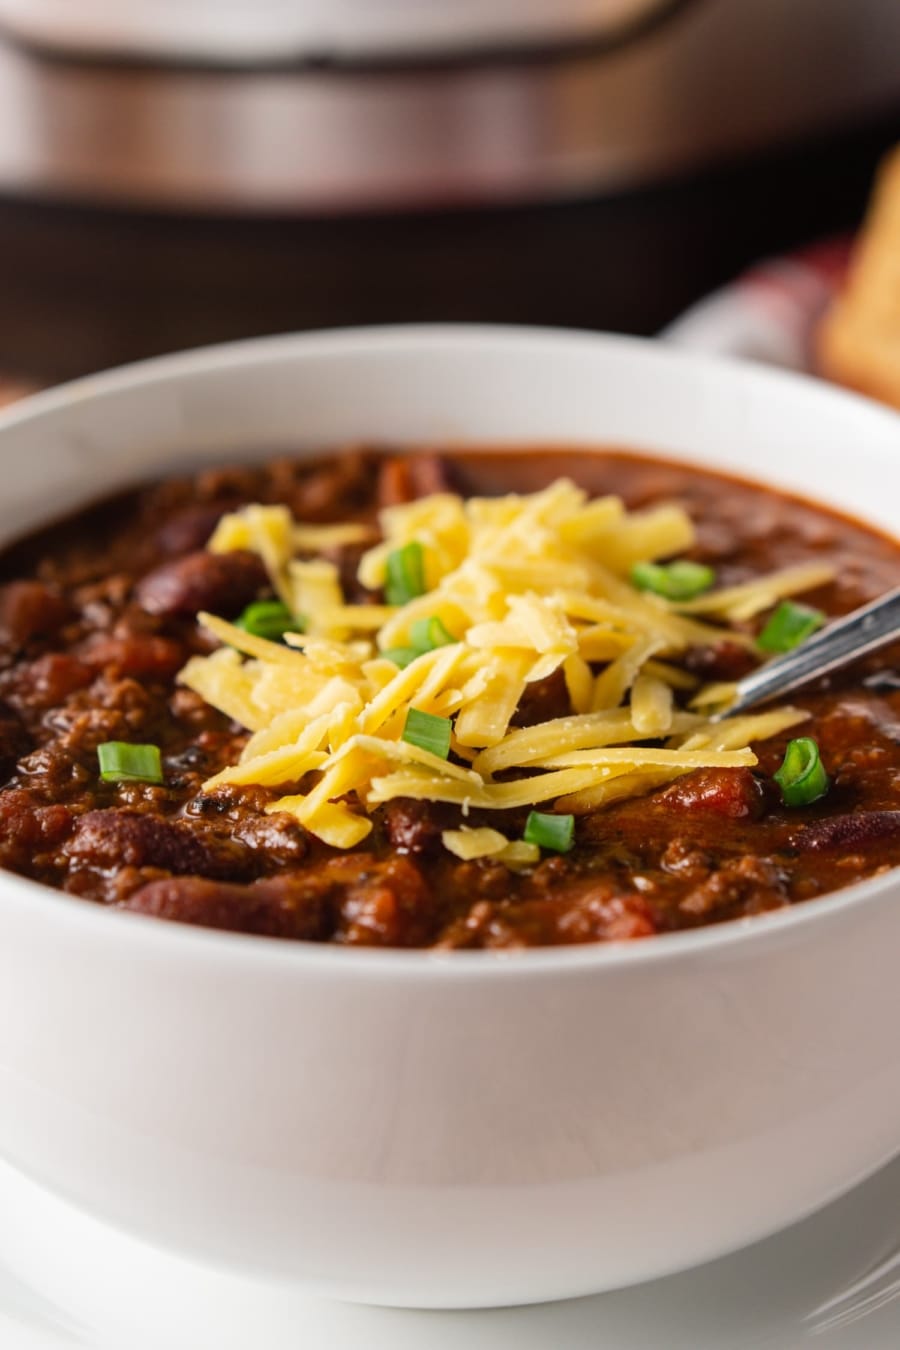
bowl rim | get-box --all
[3,320,900,440]
[1,321,899,980]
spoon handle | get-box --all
[718,583,900,719]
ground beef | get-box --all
[66,809,260,884]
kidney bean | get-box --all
[0,581,69,647]
[511,670,571,728]
[134,549,267,619]
[382,799,449,855]
[792,811,900,853]
[155,505,227,557]
[658,767,769,820]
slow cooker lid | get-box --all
[0,0,684,64]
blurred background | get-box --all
[0,0,898,388]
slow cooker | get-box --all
[0,0,899,387]
[0,0,899,212]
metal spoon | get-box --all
[715,583,900,720]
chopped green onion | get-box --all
[98,741,164,785]
[630,559,716,601]
[381,646,421,669]
[235,600,304,642]
[758,600,825,653]
[774,737,829,807]
[524,810,575,854]
[409,615,457,652]
[401,708,452,760]
[385,541,426,606]
[383,615,458,667]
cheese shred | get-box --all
[176,478,833,853]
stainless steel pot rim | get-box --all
[0,0,701,72]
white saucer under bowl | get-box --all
[2,1150,900,1349]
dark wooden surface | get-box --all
[0,113,897,387]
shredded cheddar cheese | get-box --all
[440,826,540,871]
[177,481,830,853]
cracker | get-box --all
[817,147,900,407]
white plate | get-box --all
[2,1148,900,1348]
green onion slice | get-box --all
[758,600,825,654]
[98,741,165,785]
[401,707,452,760]
[630,559,716,601]
[381,646,421,669]
[235,600,304,642]
[385,541,427,606]
[409,615,457,652]
[524,810,575,854]
[383,615,458,667]
[773,737,829,807]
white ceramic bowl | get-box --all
[0,327,899,1310]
